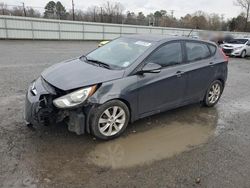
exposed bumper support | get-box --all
[24,77,87,135]
[67,111,85,135]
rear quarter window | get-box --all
[186,42,211,62]
[208,44,217,55]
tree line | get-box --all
[1,0,250,32]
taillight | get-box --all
[219,48,229,62]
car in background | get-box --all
[24,35,228,140]
[221,38,250,58]
[98,40,109,47]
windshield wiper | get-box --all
[85,57,111,69]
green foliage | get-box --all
[55,1,66,19]
[44,1,66,19]
[44,1,56,18]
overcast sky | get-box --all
[5,0,243,19]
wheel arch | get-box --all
[85,97,133,134]
[202,78,224,107]
[241,49,247,57]
[102,98,132,121]
[201,78,225,102]
[215,77,225,88]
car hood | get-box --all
[41,58,125,91]
[223,43,245,48]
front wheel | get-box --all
[241,50,246,58]
[203,80,223,107]
[90,100,130,140]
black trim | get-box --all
[207,43,217,56]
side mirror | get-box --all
[138,63,162,74]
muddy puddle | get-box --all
[1,104,219,187]
[88,106,218,169]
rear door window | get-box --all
[186,42,211,62]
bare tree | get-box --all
[26,7,41,17]
[235,0,250,31]
[102,1,124,23]
[11,6,24,16]
[189,11,208,29]
[67,9,84,21]
[113,2,124,23]
[86,6,99,22]
[0,3,9,15]
[180,14,193,28]
[208,13,222,30]
[125,11,136,25]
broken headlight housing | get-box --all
[53,85,97,108]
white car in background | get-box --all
[221,38,250,58]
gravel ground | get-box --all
[0,40,250,188]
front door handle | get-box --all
[176,71,184,78]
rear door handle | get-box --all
[176,71,184,78]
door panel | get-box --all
[183,41,216,102]
[138,66,187,115]
[137,41,187,116]
[182,59,215,102]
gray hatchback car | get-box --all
[24,35,228,140]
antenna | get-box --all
[188,29,194,37]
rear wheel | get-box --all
[90,100,130,140]
[203,80,223,107]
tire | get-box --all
[89,100,130,140]
[241,50,246,58]
[203,80,224,107]
[26,123,33,128]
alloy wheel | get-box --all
[208,83,221,104]
[98,106,126,136]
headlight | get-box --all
[234,46,244,51]
[53,85,97,108]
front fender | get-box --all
[87,76,139,129]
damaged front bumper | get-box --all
[24,77,90,135]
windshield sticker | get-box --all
[122,61,130,67]
[135,41,151,47]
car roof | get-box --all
[123,34,215,45]
[123,34,184,42]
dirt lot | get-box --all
[0,40,250,188]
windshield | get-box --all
[86,37,153,69]
[227,39,248,44]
